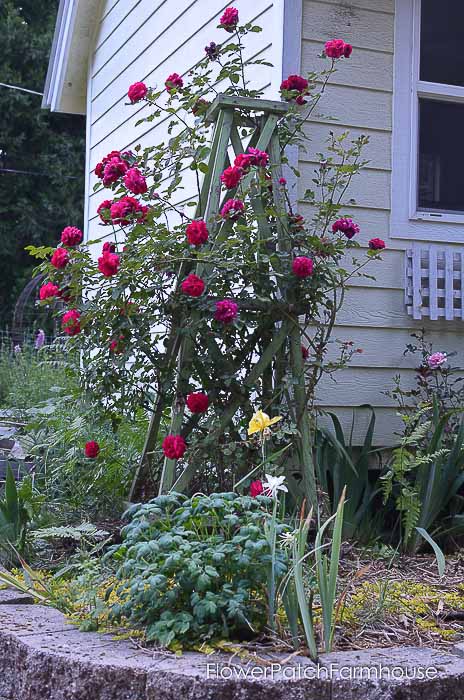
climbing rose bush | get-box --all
[30,10,384,497]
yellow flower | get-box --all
[248,410,282,436]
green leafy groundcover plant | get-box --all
[107,492,288,646]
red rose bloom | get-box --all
[220,165,243,189]
[289,214,305,232]
[292,256,314,278]
[325,39,352,59]
[247,147,269,167]
[250,480,264,497]
[165,73,183,92]
[280,74,309,104]
[84,441,100,459]
[102,241,116,253]
[39,282,60,300]
[123,167,148,194]
[214,299,238,324]
[368,238,386,251]
[186,219,209,246]
[110,196,147,226]
[181,274,205,297]
[301,345,309,360]
[332,218,360,240]
[162,434,187,460]
[234,153,254,170]
[97,200,112,224]
[102,157,128,187]
[51,248,69,269]
[186,392,209,414]
[219,7,239,31]
[62,309,81,336]
[95,150,125,179]
[61,226,83,247]
[192,97,210,116]
[98,251,120,277]
[128,81,148,103]
[109,335,125,354]
[220,198,245,220]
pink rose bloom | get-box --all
[279,177,287,186]
[214,299,238,324]
[50,248,69,269]
[325,39,352,59]
[123,167,148,195]
[61,226,83,247]
[128,82,148,103]
[220,165,243,189]
[250,480,264,498]
[301,345,309,360]
[102,242,116,253]
[368,238,386,251]
[220,198,245,220]
[332,218,360,240]
[39,282,60,300]
[427,352,447,370]
[97,200,112,224]
[292,256,314,278]
[62,309,81,336]
[219,7,239,31]
[98,251,120,277]
[102,157,128,187]
[165,73,183,92]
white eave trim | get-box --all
[42,0,79,112]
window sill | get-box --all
[390,216,464,244]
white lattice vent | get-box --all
[405,248,464,320]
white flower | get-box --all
[279,530,297,548]
[262,474,288,499]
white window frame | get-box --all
[391,0,464,243]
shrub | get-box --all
[107,492,289,646]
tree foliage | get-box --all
[0,0,85,327]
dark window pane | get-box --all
[421,0,464,86]
[418,99,464,212]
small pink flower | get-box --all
[368,238,386,251]
[85,441,100,458]
[301,345,309,360]
[165,73,183,92]
[214,299,238,324]
[128,82,148,103]
[279,177,287,186]
[50,248,69,269]
[39,282,60,300]
[292,256,314,278]
[219,7,239,31]
[234,153,254,170]
[220,165,243,189]
[221,198,245,221]
[123,167,148,195]
[332,218,360,240]
[427,352,447,370]
[61,226,83,247]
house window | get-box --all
[391,0,464,242]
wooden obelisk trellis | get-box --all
[129,94,317,507]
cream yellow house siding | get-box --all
[301,0,464,444]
